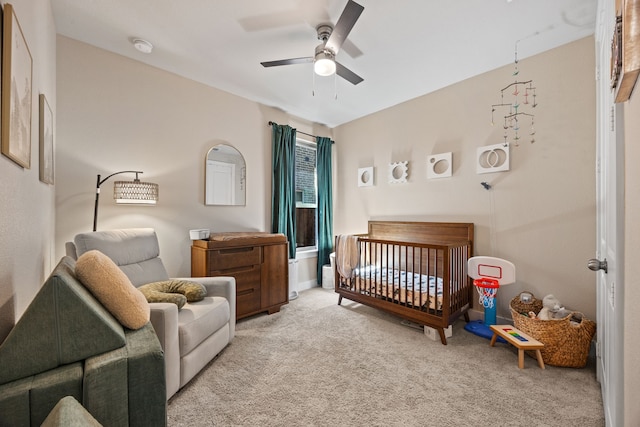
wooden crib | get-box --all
[334,221,474,345]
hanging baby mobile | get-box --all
[491,41,538,146]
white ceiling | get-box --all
[51,0,598,128]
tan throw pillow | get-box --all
[75,250,150,330]
[138,280,207,310]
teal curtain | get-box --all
[316,136,333,284]
[271,124,297,259]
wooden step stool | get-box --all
[489,325,545,369]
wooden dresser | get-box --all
[191,232,289,320]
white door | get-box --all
[206,160,236,205]
[594,2,624,424]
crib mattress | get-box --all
[351,266,444,310]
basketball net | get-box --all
[473,278,500,309]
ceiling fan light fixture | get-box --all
[314,50,336,76]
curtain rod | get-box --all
[268,121,333,142]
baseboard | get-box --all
[467,308,513,325]
[296,280,318,293]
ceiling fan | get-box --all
[260,0,365,85]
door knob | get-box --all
[587,258,608,273]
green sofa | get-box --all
[0,256,166,426]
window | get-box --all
[295,139,317,251]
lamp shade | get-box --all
[93,170,158,232]
[113,180,159,204]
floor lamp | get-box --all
[93,170,159,231]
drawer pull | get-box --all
[211,266,256,275]
[237,288,255,297]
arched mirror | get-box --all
[205,144,246,206]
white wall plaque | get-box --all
[357,167,374,187]
[427,152,452,179]
[477,143,510,174]
[389,161,408,184]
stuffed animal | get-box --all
[537,294,563,320]
[553,306,572,319]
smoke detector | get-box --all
[132,38,153,54]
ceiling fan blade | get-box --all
[335,62,363,85]
[261,57,314,67]
[341,38,364,59]
[325,0,364,55]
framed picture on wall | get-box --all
[39,94,54,184]
[610,15,622,90]
[1,3,33,169]
[615,0,640,102]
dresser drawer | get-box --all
[232,266,261,318]
[207,246,261,271]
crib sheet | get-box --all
[352,266,444,310]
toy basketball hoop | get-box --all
[464,257,516,342]
[474,278,500,310]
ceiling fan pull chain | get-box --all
[312,68,316,97]
[334,73,338,100]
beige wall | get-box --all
[55,36,329,285]
[333,37,597,321]
[0,0,57,341]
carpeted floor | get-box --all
[167,287,604,426]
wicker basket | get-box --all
[510,293,596,368]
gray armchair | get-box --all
[68,228,235,399]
